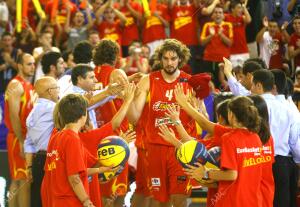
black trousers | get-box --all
[202,60,222,89]
[273,155,298,207]
[31,151,46,207]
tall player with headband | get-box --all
[127,39,196,207]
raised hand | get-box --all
[174,83,189,108]
[119,129,136,143]
[106,83,125,96]
[262,16,268,28]
[128,72,144,83]
[209,26,215,36]
[123,82,136,103]
[158,124,178,146]
[223,57,233,77]
[165,104,180,123]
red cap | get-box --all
[188,73,211,99]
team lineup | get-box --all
[3,38,300,207]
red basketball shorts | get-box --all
[147,143,192,202]
[135,147,151,196]
[7,133,27,180]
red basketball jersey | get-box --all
[94,65,118,127]
[135,105,149,149]
[145,71,196,145]
[4,75,34,136]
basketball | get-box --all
[197,147,221,185]
[176,140,208,168]
[205,146,221,168]
[98,166,125,183]
[97,136,130,182]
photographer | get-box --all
[120,41,149,75]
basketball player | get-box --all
[4,53,36,207]
[127,39,196,207]
[93,39,131,207]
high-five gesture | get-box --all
[174,84,189,108]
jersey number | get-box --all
[166,90,173,101]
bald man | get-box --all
[24,77,59,207]
[4,53,35,207]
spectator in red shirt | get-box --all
[120,41,149,75]
[289,16,300,70]
[200,6,233,89]
[225,0,251,67]
[45,0,77,47]
[169,0,199,74]
[116,0,143,56]
[141,2,170,56]
[257,17,290,72]
[96,0,126,48]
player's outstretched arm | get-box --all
[165,105,193,142]
[111,83,136,130]
[68,174,95,207]
[184,163,237,181]
[158,125,182,148]
[87,83,124,107]
[174,84,215,134]
[126,75,149,125]
[119,129,136,143]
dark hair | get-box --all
[156,39,191,69]
[285,78,294,97]
[244,58,267,69]
[73,41,93,64]
[228,96,261,133]
[216,99,230,125]
[213,92,234,122]
[249,95,271,144]
[230,0,241,11]
[93,39,119,66]
[40,30,52,37]
[58,94,88,124]
[41,51,62,75]
[293,15,300,24]
[1,31,12,39]
[252,70,275,92]
[271,69,287,95]
[62,50,73,62]
[88,30,99,37]
[242,61,262,75]
[296,70,300,77]
[71,64,94,85]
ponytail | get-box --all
[228,96,261,133]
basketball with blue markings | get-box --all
[206,146,221,168]
[176,140,208,168]
[97,136,130,182]
[197,146,221,185]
